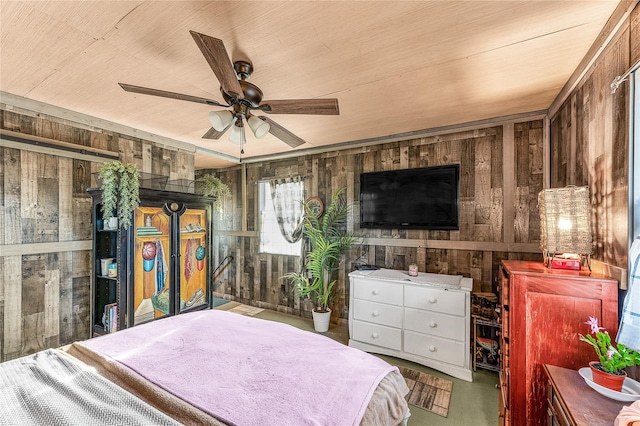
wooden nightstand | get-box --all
[544,364,627,425]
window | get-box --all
[258,181,303,256]
[631,69,639,242]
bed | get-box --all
[1,309,410,425]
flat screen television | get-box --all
[360,164,460,230]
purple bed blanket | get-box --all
[79,309,398,426]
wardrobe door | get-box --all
[131,205,172,325]
[178,208,209,313]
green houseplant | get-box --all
[196,174,230,213]
[98,161,140,230]
[579,316,640,391]
[285,188,357,332]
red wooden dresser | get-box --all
[497,260,618,426]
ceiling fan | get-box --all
[119,30,339,151]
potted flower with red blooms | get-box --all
[579,316,640,392]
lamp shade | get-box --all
[247,115,270,139]
[538,186,592,258]
[228,123,246,145]
[209,110,234,131]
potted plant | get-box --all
[579,316,640,392]
[285,188,357,332]
[98,161,140,230]
[196,174,231,213]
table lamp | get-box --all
[538,186,592,270]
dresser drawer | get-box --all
[404,286,466,316]
[352,320,402,351]
[353,299,403,328]
[353,278,403,306]
[403,330,466,366]
[404,308,466,341]
[548,383,571,426]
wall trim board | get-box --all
[503,123,515,244]
[0,241,92,256]
[213,230,259,237]
[1,92,196,154]
[0,129,117,162]
[543,116,551,189]
[242,163,248,232]
[195,146,241,164]
[211,230,539,253]
[232,110,548,166]
[358,238,540,253]
[549,0,638,117]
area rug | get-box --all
[227,304,264,317]
[399,366,453,417]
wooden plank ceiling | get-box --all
[0,1,623,169]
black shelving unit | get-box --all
[88,187,215,337]
[92,207,122,336]
[472,315,501,372]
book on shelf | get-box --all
[103,303,118,333]
[136,226,163,236]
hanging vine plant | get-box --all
[98,161,140,229]
[196,174,230,213]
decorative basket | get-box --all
[164,179,196,193]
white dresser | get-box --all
[348,269,473,382]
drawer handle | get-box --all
[428,297,437,304]
[371,333,379,339]
[372,311,380,317]
[372,290,380,295]
[429,345,437,352]
[429,321,437,328]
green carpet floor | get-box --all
[247,307,500,425]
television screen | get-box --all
[360,165,460,230]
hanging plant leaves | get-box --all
[98,161,140,229]
[196,174,230,213]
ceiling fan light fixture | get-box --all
[247,115,270,139]
[229,123,246,145]
[209,110,234,131]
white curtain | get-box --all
[269,178,305,243]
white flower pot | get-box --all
[312,308,331,332]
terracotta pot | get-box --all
[589,361,626,392]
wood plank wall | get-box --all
[0,107,194,362]
[203,119,544,324]
[550,4,638,271]
[3,3,634,360]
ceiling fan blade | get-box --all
[202,122,232,139]
[202,127,225,139]
[257,99,339,115]
[189,31,243,100]
[119,83,227,107]
[259,117,306,148]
